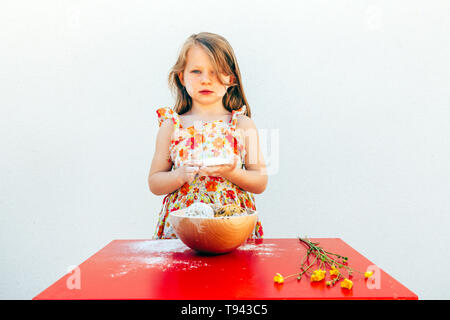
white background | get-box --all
[1,0,449,299]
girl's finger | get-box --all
[186,160,202,166]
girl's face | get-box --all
[178,45,234,110]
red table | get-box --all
[33,238,418,300]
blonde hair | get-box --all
[168,32,252,117]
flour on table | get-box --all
[236,243,279,256]
[125,239,188,253]
[110,240,209,277]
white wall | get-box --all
[1,0,449,299]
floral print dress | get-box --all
[153,105,264,239]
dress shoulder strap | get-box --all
[229,105,247,131]
[156,107,181,130]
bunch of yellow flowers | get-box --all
[273,237,374,290]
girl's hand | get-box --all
[198,156,239,178]
[176,160,202,184]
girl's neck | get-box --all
[187,103,229,117]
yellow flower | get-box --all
[329,266,340,277]
[273,273,284,284]
[310,269,326,282]
[365,271,374,278]
[341,278,353,290]
[310,275,320,281]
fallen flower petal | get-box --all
[310,269,326,282]
[341,278,353,290]
[365,271,374,278]
[273,273,284,284]
[330,266,340,277]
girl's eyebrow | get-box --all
[191,65,216,69]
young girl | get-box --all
[148,32,268,239]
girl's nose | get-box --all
[201,74,212,84]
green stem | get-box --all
[299,237,365,275]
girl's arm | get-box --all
[222,116,268,194]
[222,167,267,194]
[148,119,184,195]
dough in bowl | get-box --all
[184,202,214,218]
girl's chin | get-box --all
[193,95,224,102]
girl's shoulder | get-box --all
[236,114,256,130]
[156,106,180,128]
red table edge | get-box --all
[32,238,419,300]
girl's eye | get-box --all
[191,70,216,74]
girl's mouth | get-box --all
[199,90,213,95]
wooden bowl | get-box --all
[168,208,257,254]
